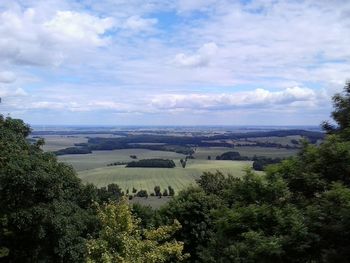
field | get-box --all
[246,135,302,146]
[77,159,254,193]
[57,144,295,194]
[43,129,308,196]
[58,148,186,171]
[37,135,88,152]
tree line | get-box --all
[51,129,323,156]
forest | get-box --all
[1,82,350,262]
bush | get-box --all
[168,186,175,196]
[136,190,148,198]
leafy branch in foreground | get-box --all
[87,198,187,263]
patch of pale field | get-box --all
[233,146,298,158]
[77,160,254,193]
[36,135,88,152]
[58,148,186,171]
[246,135,303,146]
[193,147,234,159]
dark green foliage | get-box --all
[163,189,168,196]
[96,183,123,202]
[54,146,92,155]
[160,187,223,262]
[107,161,129,166]
[180,158,187,168]
[252,156,283,171]
[154,186,161,196]
[54,129,322,156]
[168,186,175,196]
[215,151,250,160]
[322,80,350,138]
[132,203,158,228]
[0,116,98,262]
[291,139,299,145]
[126,158,176,168]
[136,189,148,198]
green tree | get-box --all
[0,116,98,262]
[168,186,175,196]
[160,187,223,262]
[322,80,350,138]
[154,186,161,196]
[87,198,187,263]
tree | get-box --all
[87,198,187,263]
[168,186,175,196]
[154,186,161,196]
[0,116,98,262]
[160,187,223,262]
[322,80,350,139]
[136,189,148,198]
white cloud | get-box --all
[151,87,323,111]
[0,8,115,66]
[0,71,16,83]
[174,42,218,67]
[0,0,349,124]
[122,15,157,31]
[44,11,114,46]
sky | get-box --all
[0,0,349,126]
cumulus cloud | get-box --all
[151,87,323,111]
[0,0,348,124]
[44,11,114,46]
[0,8,115,66]
[174,42,218,67]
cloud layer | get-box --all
[0,0,349,125]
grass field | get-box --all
[58,149,186,171]
[58,145,292,194]
[77,159,254,193]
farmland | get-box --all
[77,159,254,192]
[58,148,185,171]
[33,127,323,195]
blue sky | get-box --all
[0,0,349,125]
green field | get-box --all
[77,159,254,193]
[57,145,293,194]
[58,149,186,171]
[54,137,298,195]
